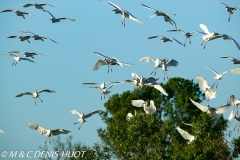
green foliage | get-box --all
[98,77,240,159]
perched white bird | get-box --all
[176,126,195,144]
[23,3,55,11]
[228,95,240,111]
[0,9,37,19]
[205,66,228,88]
[28,123,70,144]
[102,1,143,26]
[190,98,230,116]
[131,100,156,115]
[141,4,177,29]
[126,110,138,121]
[214,1,239,22]
[199,24,219,49]
[19,31,58,44]
[16,89,55,105]
[143,77,168,96]
[3,54,37,65]
[0,129,4,133]
[8,50,46,59]
[93,52,133,73]
[148,35,183,46]
[228,111,240,131]
[167,29,206,46]
[7,35,31,43]
[221,56,240,64]
[229,68,240,74]
[46,10,75,23]
[71,110,101,130]
[196,76,217,101]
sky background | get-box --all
[0,0,239,158]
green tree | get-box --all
[98,77,240,160]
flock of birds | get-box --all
[0,1,239,146]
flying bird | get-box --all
[190,98,230,116]
[214,1,239,22]
[228,111,240,131]
[8,50,46,59]
[88,84,115,99]
[221,56,240,64]
[143,77,168,96]
[7,35,31,43]
[19,31,58,44]
[199,24,219,49]
[176,126,195,144]
[148,35,183,46]
[102,1,143,26]
[23,3,55,11]
[46,10,75,23]
[167,29,206,46]
[28,123,70,144]
[205,66,229,88]
[131,100,156,115]
[93,52,133,73]
[3,54,37,65]
[0,129,4,133]
[83,81,123,90]
[141,4,177,29]
[228,95,240,111]
[16,89,55,105]
[196,76,217,101]
[0,9,37,19]
[71,110,101,130]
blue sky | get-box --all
[0,0,239,157]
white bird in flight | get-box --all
[228,95,240,111]
[101,1,143,27]
[93,52,133,73]
[190,98,230,116]
[0,129,4,133]
[205,66,229,88]
[221,56,240,64]
[0,9,37,19]
[83,81,123,90]
[167,29,206,46]
[16,89,55,105]
[214,1,239,22]
[148,35,183,46]
[176,126,195,144]
[71,110,101,130]
[8,50,46,59]
[199,24,219,49]
[131,100,156,115]
[28,123,70,144]
[46,10,75,23]
[7,35,31,43]
[19,31,58,44]
[3,54,37,65]
[228,111,240,131]
[143,77,168,96]
[89,84,115,99]
[23,3,55,12]
[141,4,177,29]
[196,76,217,101]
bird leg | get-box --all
[228,13,231,22]
[45,137,47,144]
[163,70,165,81]
[189,37,191,44]
[165,71,169,80]
[74,122,79,125]
[233,122,238,131]
[15,62,18,66]
[78,123,83,130]
[27,39,30,43]
[12,61,15,65]
[110,64,112,72]
[107,65,110,73]
[184,38,187,47]
[38,97,43,103]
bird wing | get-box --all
[46,10,55,18]
[94,52,111,60]
[131,72,140,79]
[23,3,34,7]
[7,35,17,38]
[215,104,231,114]
[84,110,101,119]
[147,35,160,39]
[214,1,228,7]
[19,30,34,35]
[58,17,75,21]
[200,24,211,35]
[124,10,143,24]
[205,66,219,76]
[8,50,23,54]
[106,84,115,90]
[51,128,71,136]
[131,100,145,107]
[190,98,208,112]
[228,111,236,121]
[44,37,59,44]
[165,59,178,67]
[126,113,133,121]
[176,126,194,141]
[92,60,108,71]
[44,3,55,7]
[139,56,155,62]
[28,123,47,135]
[108,1,123,11]
[38,89,55,93]
[0,9,15,13]
[16,92,33,97]
[196,76,209,91]
[22,12,37,18]
[211,113,222,126]
[153,85,168,96]
[141,4,157,11]
[20,58,37,64]
[226,35,240,50]
[229,68,240,74]
[170,37,183,45]
[71,109,82,118]
[167,29,183,33]
[227,95,235,105]
[169,18,178,29]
